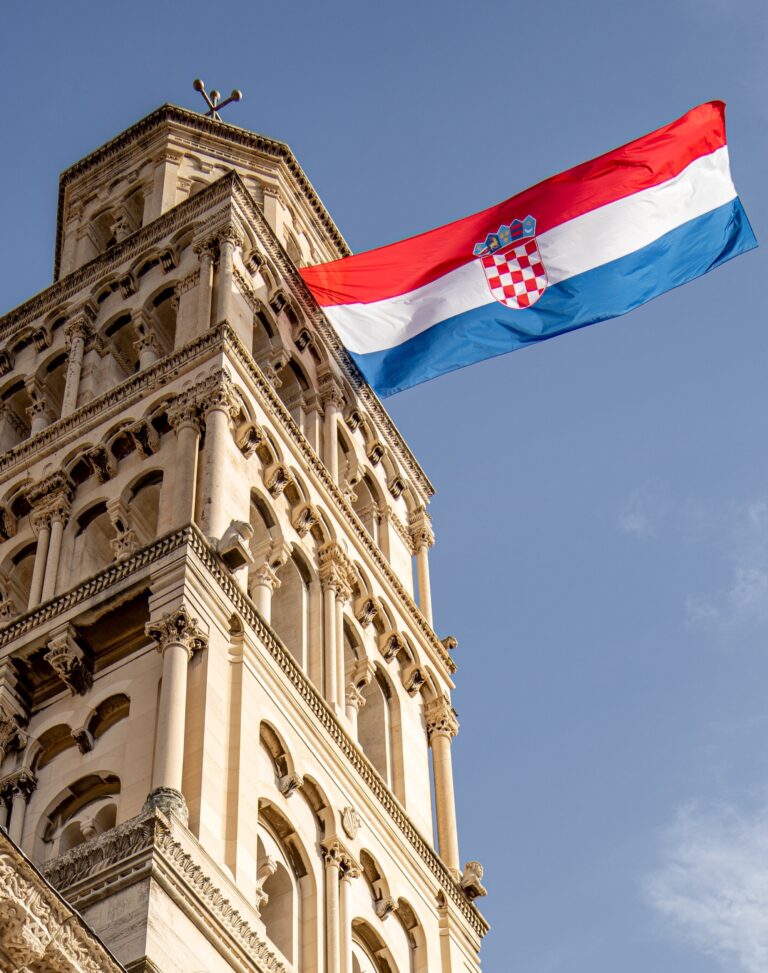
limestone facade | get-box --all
[0,105,487,973]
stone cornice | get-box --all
[0,527,487,937]
[0,829,126,973]
[44,808,288,973]
[55,103,350,279]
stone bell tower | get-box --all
[0,102,488,973]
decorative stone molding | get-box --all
[402,662,427,696]
[43,807,290,971]
[374,895,398,920]
[143,786,188,821]
[354,595,382,629]
[128,419,160,457]
[255,855,278,911]
[84,444,117,482]
[460,861,488,901]
[236,419,263,457]
[318,367,345,410]
[251,562,281,593]
[379,630,406,663]
[0,829,125,973]
[341,806,362,840]
[424,694,460,742]
[0,712,28,762]
[264,462,292,498]
[145,606,208,658]
[217,520,254,571]
[292,502,321,539]
[277,772,304,798]
[46,625,92,696]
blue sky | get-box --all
[2,2,767,970]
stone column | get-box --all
[60,318,90,417]
[41,497,70,603]
[251,563,280,623]
[25,378,51,436]
[4,769,37,845]
[145,607,208,822]
[410,508,435,626]
[0,796,8,829]
[28,512,51,610]
[339,865,358,973]
[215,232,238,324]
[165,398,201,531]
[195,244,214,331]
[320,372,344,484]
[425,694,461,876]
[322,844,341,973]
[198,379,239,541]
[319,543,352,714]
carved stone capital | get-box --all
[167,394,201,432]
[0,767,37,804]
[402,662,427,696]
[196,375,240,419]
[320,837,360,877]
[424,693,459,741]
[143,786,188,824]
[318,542,354,597]
[46,625,92,696]
[145,606,208,657]
[0,712,28,763]
[318,367,345,410]
[64,316,91,346]
[26,471,74,511]
[128,419,160,457]
[409,506,435,550]
[83,444,117,483]
[251,562,281,593]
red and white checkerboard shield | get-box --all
[479,236,548,309]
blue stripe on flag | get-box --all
[349,197,757,397]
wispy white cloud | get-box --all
[645,799,768,973]
[686,499,768,633]
[617,482,669,538]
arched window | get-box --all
[272,553,312,670]
[127,470,163,546]
[69,501,115,584]
[358,667,394,787]
[6,541,36,610]
[36,772,120,862]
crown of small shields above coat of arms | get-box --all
[473,215,548,310]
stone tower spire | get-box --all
[0,104,487,973]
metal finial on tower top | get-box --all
[193,79,243,121]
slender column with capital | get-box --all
[61,318,90,417]
[410,508,435,626]
[4,769,37,844]
[0,796,8,829]
[41,498,70,602]
[145,607,208,821]
[319,372,344,483]
[196,245,214,331]
[345,659,374,738]
[339,865,358,973]
[28,512,51,610]
[251,563,280,623]
[319,544,352,713]
[322,845,341,973]
[166,399,201,529]
[425,694,461,876]
[215,233,237,323]
[198,378,239,540]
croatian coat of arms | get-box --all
[473,215,547,309]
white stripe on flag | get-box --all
[326,147,736,355]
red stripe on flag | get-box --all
[300,102,727,307]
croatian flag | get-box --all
[300,102,756,398]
